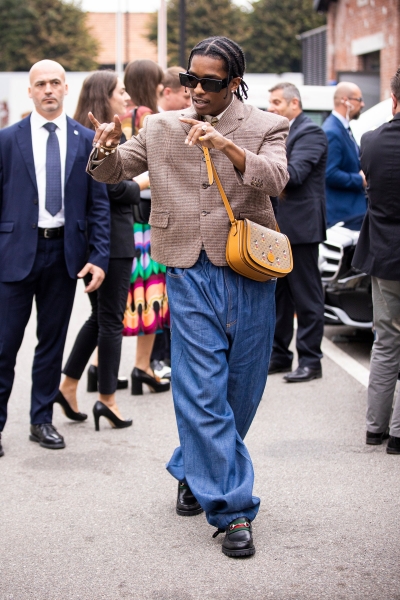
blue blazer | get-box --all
[0,115,110,282]
[322,113,366,227]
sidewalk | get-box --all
[1,285,399,600]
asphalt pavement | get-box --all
[1,284,399,600]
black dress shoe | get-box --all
[87,365,128,393]
[268,360,292,375]
[54,391,87,422]
[176,481,203,516]
[131,367,170,395]
[283,366,322,383]
[366,429,389,445]
[213,517,255,558]
[386,435,400,455]
[0,433,4,457]
[29,424,65,449]
[92,401,132,431]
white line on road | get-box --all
[322,336,370,388]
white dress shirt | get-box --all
[30,109,67,228]
[332,110,350,129]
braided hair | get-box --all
[187,36,248,102]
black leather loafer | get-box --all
[268,361,292,375]
[0,433,4,457]
[386,435,400,455]
[29,424,65,449]
[366,429,389,445]
[176,481,203,516]
[213,517,255,558]
[283,366,322,383]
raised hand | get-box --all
[179,117,228,151]
[88,112,122,149]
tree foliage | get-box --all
[147,0,247,68]
[147,0,325,73]
[0,0,99,71]
[243,0,326,73]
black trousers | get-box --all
[0,238,77,430]
[63,257,132,395]
[271,243,324,370]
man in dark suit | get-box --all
[268,83,327,382]
[0,60,110,457]
[352,68,400,455]
[322,82,367,227]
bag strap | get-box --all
[203,147,236,225]
[202,146,280,232]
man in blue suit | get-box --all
[0,60,110,457]
[322,82,367,227]
[268,83,327,382]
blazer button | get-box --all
[202,183,209,189]
[33,198,38,204]
[201,211,208,216]
[32,223,37,228]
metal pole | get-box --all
[158,0,167,69]
[116,0,123,76]
[179,0,186,68]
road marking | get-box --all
[322,336,369,388]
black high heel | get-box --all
[131,367,171,395]
[92,400,132,431]
[54,391,87,422]
[87,365,129,392]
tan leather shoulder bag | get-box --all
[203,147,293,282]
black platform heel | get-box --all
[54,391,87,422]
[92,400,132,431]
[131,367,171,395]
[87,365,129,392]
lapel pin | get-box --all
[74,130,79,135]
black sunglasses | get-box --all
[179,72,230,93]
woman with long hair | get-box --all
[56,70,169,431]
[120,60,171,394]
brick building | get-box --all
[86,12,157,68]
[314,0,400,105]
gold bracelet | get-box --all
[98,144,119,156]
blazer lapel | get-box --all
[65,117,79,185]
[16,116,38,193]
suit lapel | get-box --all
[16,116,38,192]
[65,117,79,185]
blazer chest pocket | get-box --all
[0,222,14,233]
[149,211,169,228]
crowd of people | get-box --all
[0,35,399,559]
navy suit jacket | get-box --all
[352,113,400,281]
[0,115,110,282]
[275,112,327,245]
[322,113,366,227]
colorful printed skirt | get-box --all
[123,223,169,336]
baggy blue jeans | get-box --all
[166,252,276,529]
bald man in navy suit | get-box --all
[0,61,110,457]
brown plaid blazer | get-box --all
[87,97,289,268]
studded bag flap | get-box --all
[202,147,293,282]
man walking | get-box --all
[0,60,110,457]
[323,82,367,227]
[352,68,400,455]
[268,83,327,382]
[87,36,288,557]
